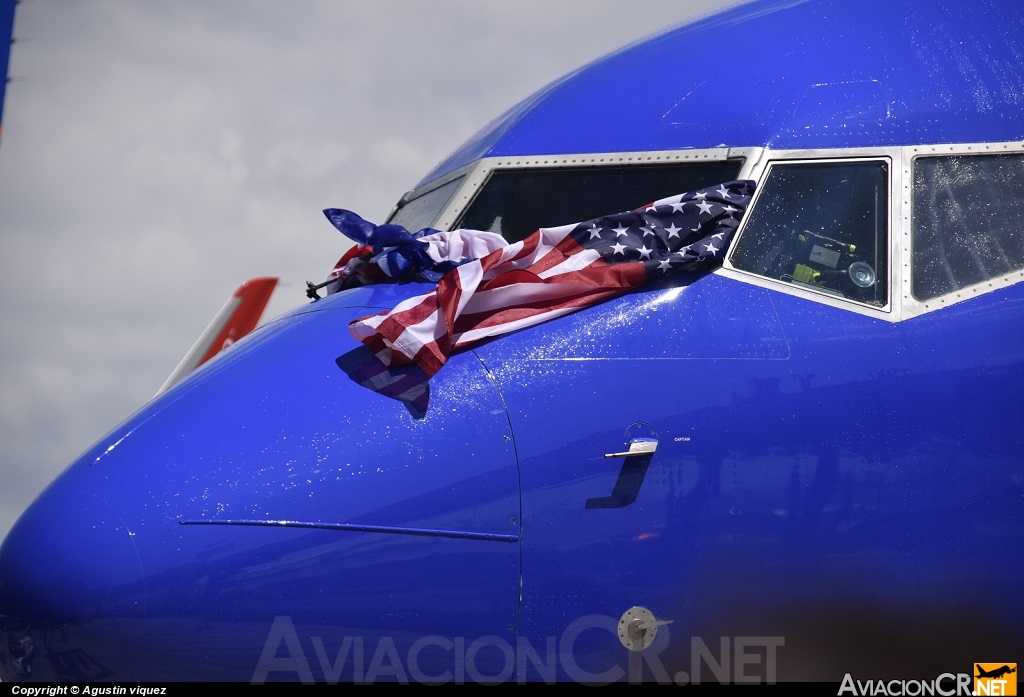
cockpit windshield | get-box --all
[457,160,743,243]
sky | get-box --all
[0,0,735,542]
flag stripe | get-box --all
[454,287,626,341]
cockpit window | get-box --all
[729,160,888,306]
[912,153,1024,301]
[386,176,464,232]
[457,161,743,243]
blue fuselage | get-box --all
[2,0,1023,683]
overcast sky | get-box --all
[0,0,734,541]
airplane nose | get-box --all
[0,484,144,681]
[0,298,522,682]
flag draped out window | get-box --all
[330,180,754,376]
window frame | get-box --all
[385,142,1024,323]
[720,148,902,320]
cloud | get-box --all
[0,0,731,540]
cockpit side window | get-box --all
[457,161,743,244]
[912,153,1024,301]
[386,176,464,232]
[729,160,889,307]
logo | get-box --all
[975,664,1017,696]
[250,615,785,684]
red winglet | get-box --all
[157,277,278,395]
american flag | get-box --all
[350,180,755,376]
